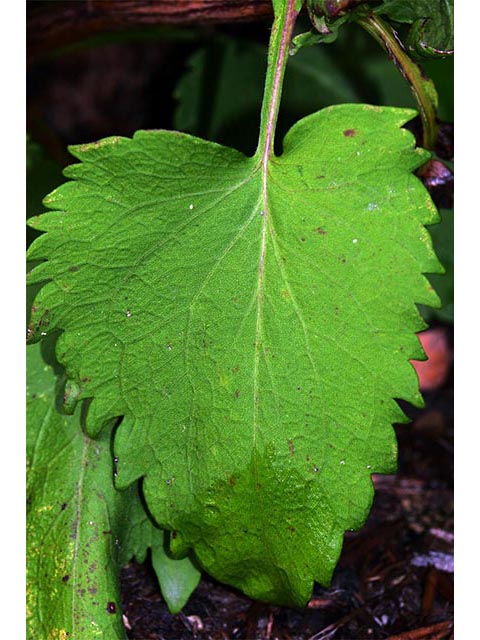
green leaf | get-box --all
[27,342,131,639]
[27,339,200,634]
[27,102,441,605]
[375,0,454,59]
[151,541,201,614]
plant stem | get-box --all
[356,12,439,150]
[255,0,299,163]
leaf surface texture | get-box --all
[28,104,441,605]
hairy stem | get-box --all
[255,0,299,162]
[356,12,439,150]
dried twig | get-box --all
[386,620,453,640]
[309,608,363,640]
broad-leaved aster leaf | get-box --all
[27,342,132,639]
[27,103,442,605]
[26,341,170,638]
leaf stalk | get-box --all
[255,0,299,163]
[356,12,439,150]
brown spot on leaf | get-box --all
[343,129,357,137]
[68,265,79,272]
[231,366,239,374]
[62,575,70,582]
[288,440,295,456]
[234,389,240,398]
[229,476,236,487]
[316,175,325,179]
[107,602,116,614]
[315,227,326,235]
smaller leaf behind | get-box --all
[26,341,199,637]
[151,541,201,615]
[374,0,454,59]
[27,342,130,639]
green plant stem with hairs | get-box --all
[355,11,439,150]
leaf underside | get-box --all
[27,104,442,606]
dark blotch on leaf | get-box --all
[107,601,116,614]
[62,575,70,582]
[68,265,79,272]
[61,502,67,511]
[343,129,357,137]
[315,227,326,235]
